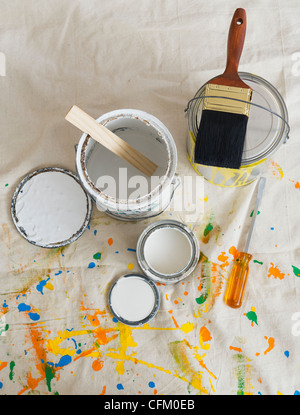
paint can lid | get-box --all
[11,167,92,248]
[108,273,160,326]
[136,220,200,284]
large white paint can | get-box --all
[76,109,180,220]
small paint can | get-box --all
[11,167,92,248]
[108,273,160,326]
[186,72,289,187]
[76,109,180,220]
[136,219,200,283]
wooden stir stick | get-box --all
[65,105,158,177]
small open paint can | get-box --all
[108,273,160,326]
[186,72,289,187]
[136,220,200,283]
[11,167,92,248]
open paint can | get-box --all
[136,219,200,283]
[108,273,160,326]
[186,72,289,187]
[76,109,180,220]
[11,167,92,248]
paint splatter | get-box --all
[148,381,155,388]
[264,336,275,355]
[268,263,285,280]
[9,361,15,381]
[92,359,104,371]
[284,350,289,358]
[253,260,263,265]
[28,312,40,321]
[18,303,31,312]
[88,262,96,269]
[292,265,300,277]
[93,252,101,261]
[270,160,284,180]
[199,326,212,350]
[250,210,260,217]
[244,307,258,326]
[117,383,124,390]
[128,263,134,271]
[108,238,113,246]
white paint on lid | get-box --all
[143,227,192,275]
[110,276,156,322]
[14,170,89,246]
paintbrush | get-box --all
[194,8,252,169]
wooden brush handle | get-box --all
[224,8,247,77]
[65,105,158,177]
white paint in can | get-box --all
[143,227,192,275]
[109,275,157,323]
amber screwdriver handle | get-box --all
[224,252,252,308]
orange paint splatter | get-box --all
[229,346,242,353]
[172,316,179,328]
[218,252,229,268]
[92,359,104,371]
[200,326,212,342]
[100,385,106,395]
[184,291,188,296]
[0,362,7,371]
[107,238,113,246]
[268,263,285,280]
[264,336,275,355]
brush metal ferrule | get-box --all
[203,83,252,117]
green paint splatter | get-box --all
[5,184,8,187]
[93,252,101,260]
[250,210,260,217]
[232,354,246,395]
[45,363,56,392]
[9,361,15,381]
[195,294,208,305]
[203,223,213,236]
[0,323,9,336]
[245,310,258,326]
[253,260,263,265]
[292,265,300,277]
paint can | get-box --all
[76,109,180,220]
[11,167,92,248]
[136,219,200,283]
[186,72,289,187]
[108,273,160,326]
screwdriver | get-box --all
[224,177,266,308]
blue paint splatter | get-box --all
[148,381,155,388]
[55,271,62,276]
[294,390,300,395]
[47,354,72,368]
[270,227,274,230]
[94,230,97,236]
[117,383,124,390]
[0,382,2,389]
[88,262,96,269]
[2,300,7,308]
[284,350,289,358]
[18,303,31,312]
[127,248,136,252]
[28,312,40,321]
[71,338,77,349]
[115,251,119,254]
[112,317,118,323]
[36,277,50,295]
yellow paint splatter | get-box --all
[180,322,194,334]
[128,263,134,270]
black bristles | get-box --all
[194,110,248,169]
